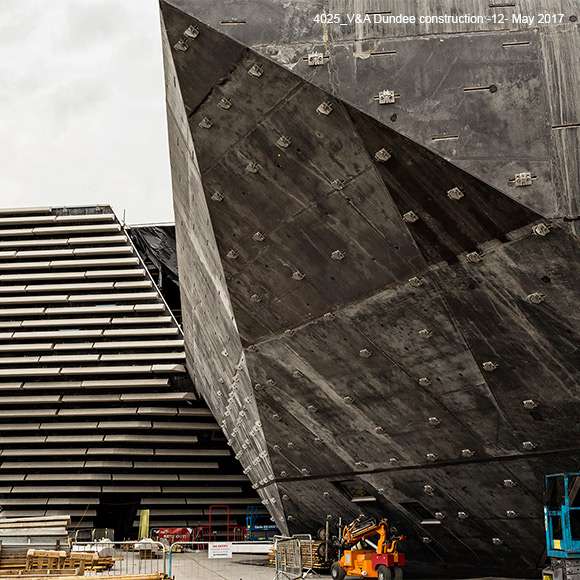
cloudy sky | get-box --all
[0,0,174,225]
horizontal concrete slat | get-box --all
[154,449,230,457]
[39,422,99,430]
[0,213,114,226]
[100,352,185,361]
[112,474,178,481]
[85,378,170,387]
[0,527,68,537]
[0,395,60,404]
[0,448,224,459]
[60,392,190,403]
[72,246,132,256]
[0,235,127,249]
[61,363,186,375]
[11,486,100,493]
[86,269,145,278]
[69,235,127,245]
[0,269,145,282]
[0,436,46,443]
[0,246,132,260]
[46,497,99,505]
[0,363,185,377]
[44,435,104,443]
[55,213,115,223]
[110,316,173,325]
[0,295,69,305]
[133,462,219,469]
[1,448,88,456]
[85,448,154,456]
[84,461,132,468]
[67,292,158,303]
[0,343,53,352]
[0,207,51,216]
[25,473,109,481]
[0,216,57,226]
[38,355,100,363]
[0,461,85,469]
[0,280,153,294]
[52,343,95,351]
[87,340,184,350]
[19,378,170,390]
[33,224,120,235]
[20,318,111,328]
[96,421,152,429]
[152,422,219,431]
[0,257,139,271]
[59,408,138,416]
[178,474,247,481]
[104,434,198,444]
[0,409,57,418]
[0,292,157,306]
[43,304,163,315]
[103,327,178,336]
[101,486,162,493]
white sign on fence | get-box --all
[208,542,233,559]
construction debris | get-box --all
[0,516,116,575]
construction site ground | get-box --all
[169,554,532,580]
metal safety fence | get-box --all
[273,536,302,580]
[71,540,167,577]
[167,540,273,580]
[0,539,288,580]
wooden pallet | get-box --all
[0,554,114,574]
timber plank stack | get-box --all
[0,515,115,574]
[0,515,69,573]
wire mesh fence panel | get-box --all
[169,541,276,580]
[71,541,167,577]
[170,549,229,580]
[274,537,302,580]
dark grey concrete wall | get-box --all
[165,0,580,223]
[161,1,580,574]
[161,15,287,532]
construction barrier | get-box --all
[167,540,273,580]
[273,536,303,580]
[0,540,279,580]
[71,540,167,577]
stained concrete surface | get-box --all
[169,553,533,580]
[170,553,311,580]
[160,1,580,576]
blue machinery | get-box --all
[545,472,580,559]
[245,506,277,541]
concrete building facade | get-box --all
[158,1,580,576]
[0,206,262,538]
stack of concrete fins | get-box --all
[0,206,263,536]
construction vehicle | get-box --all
[331,515,406,580]
[544,472,580,580]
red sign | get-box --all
[156,528,191,543]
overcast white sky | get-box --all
[0,0,174,225]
